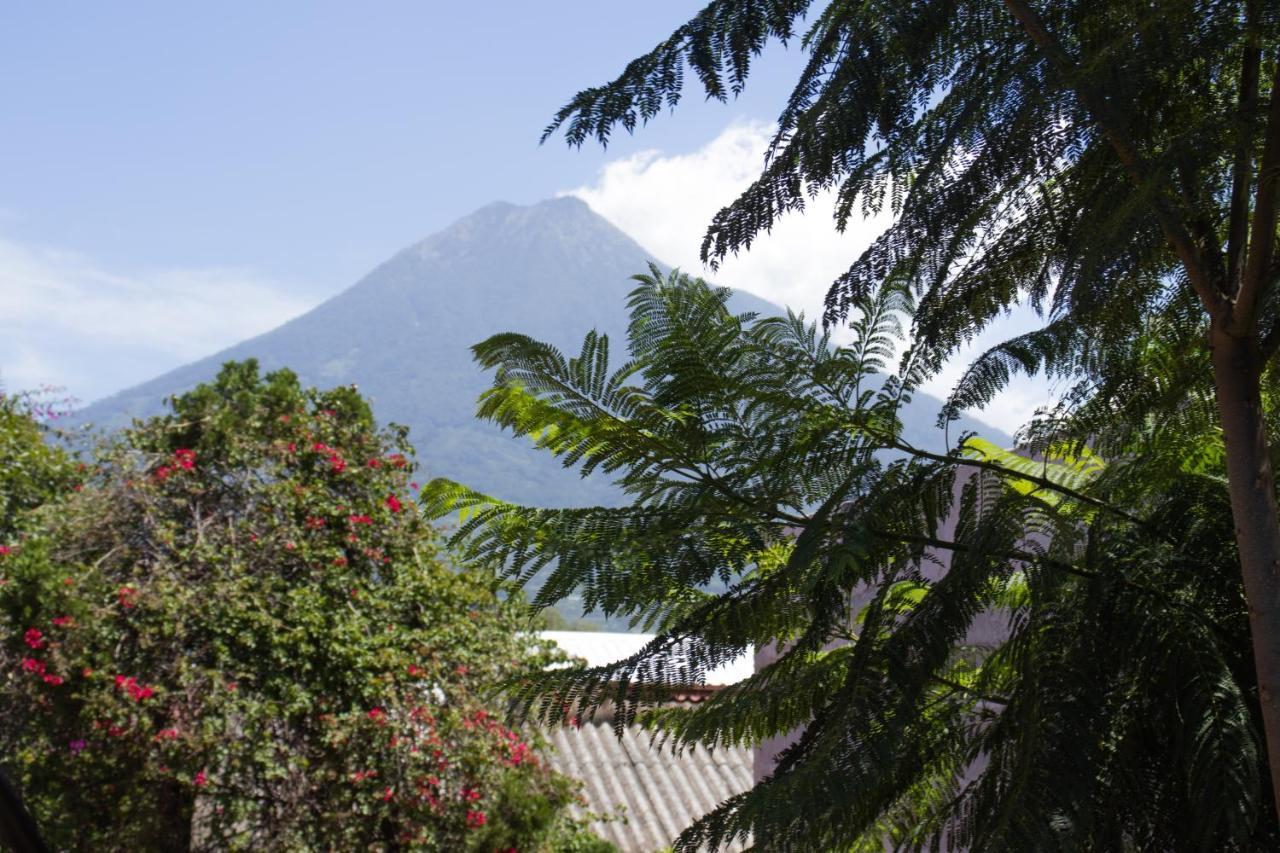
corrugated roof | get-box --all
[546,722,753,853]
[540,631,754,687]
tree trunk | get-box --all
[1212,326,1280,810]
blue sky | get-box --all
[0,2,1046,431]
[0,2,801,291]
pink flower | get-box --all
[43,674,63,686]
[51,616,73,628]
[24,628,44,649]
[381,786,395,802]
[368,707,387,724]
[69,739,86,754]
[348,514,373,525]
[366,458,382,469]
[155,728,179,740]
[194,770,207,787]
[21,658,44,674]
[0,546,10,556]
[173,448,196,470]
[465,810,486,828]
[154,465,172,481]
[118,586,137,609]
[385,494,402,513]
[329,455,346,473]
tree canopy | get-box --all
[543,0,1280,813]
[426,269,1276,850]
[0,362,609,852]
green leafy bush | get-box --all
[0,361,607,851]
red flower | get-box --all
[117,586,137,608]
[285,542,297,551]
[0,546,10,556]
[381,786,394,802]
[154,465,172,481]
[388,454,407,469]
[23,628,44,649]
[366,458,382,469]
[51,616,73,627]
[348,514,373,525]
[155,728,179,740]
[20,658,44,674]
[173,448,196,470]
[329,455,346,473]
[465,810,486,828]
[305,516,326,530]
[455,665,468,676]
[461,787,481,802]
[115,675,154,702]
[312,442,330,452]
[368,707,387,724]
[332,556,348,567]
[194,770,207,787]
[42,674,63,686]
[287,442,297,453]
[385,494,402,513]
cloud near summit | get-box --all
[561,120,887,326]
[562,120,1050,436]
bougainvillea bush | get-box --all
[0,361,610,851]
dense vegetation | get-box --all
[0,363,610,851]
[427,270,1277,850]
[539,0,1280,833]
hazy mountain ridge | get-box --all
[75,197,1010,510]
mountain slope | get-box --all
[75,197,1009,509]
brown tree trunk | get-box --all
[1212,326,1280,808]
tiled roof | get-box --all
[539,631,754,686]
[545,722,752,853]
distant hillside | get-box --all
[76,198,1008,505]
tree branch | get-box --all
[1236,57,1280,335]
[1001,0,1230,319]
[1227,0,1261,296]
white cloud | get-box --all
[563,120,1052,438]
[0,239,312,404]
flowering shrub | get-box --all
[0,361,611,851]
[0,388,80,542]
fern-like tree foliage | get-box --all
[425,269,1278,850]
[542,0,1280,813]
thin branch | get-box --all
[1236,58,1280,334]
[876,428,1150,528]
[1001,0,1230,319]
[1228,0,1261,295]
[872,529,1238,645]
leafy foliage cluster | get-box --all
[0,362,611,852]
[427,270,1277,851]
[547,0,1280,383]
[0,388,80,542]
